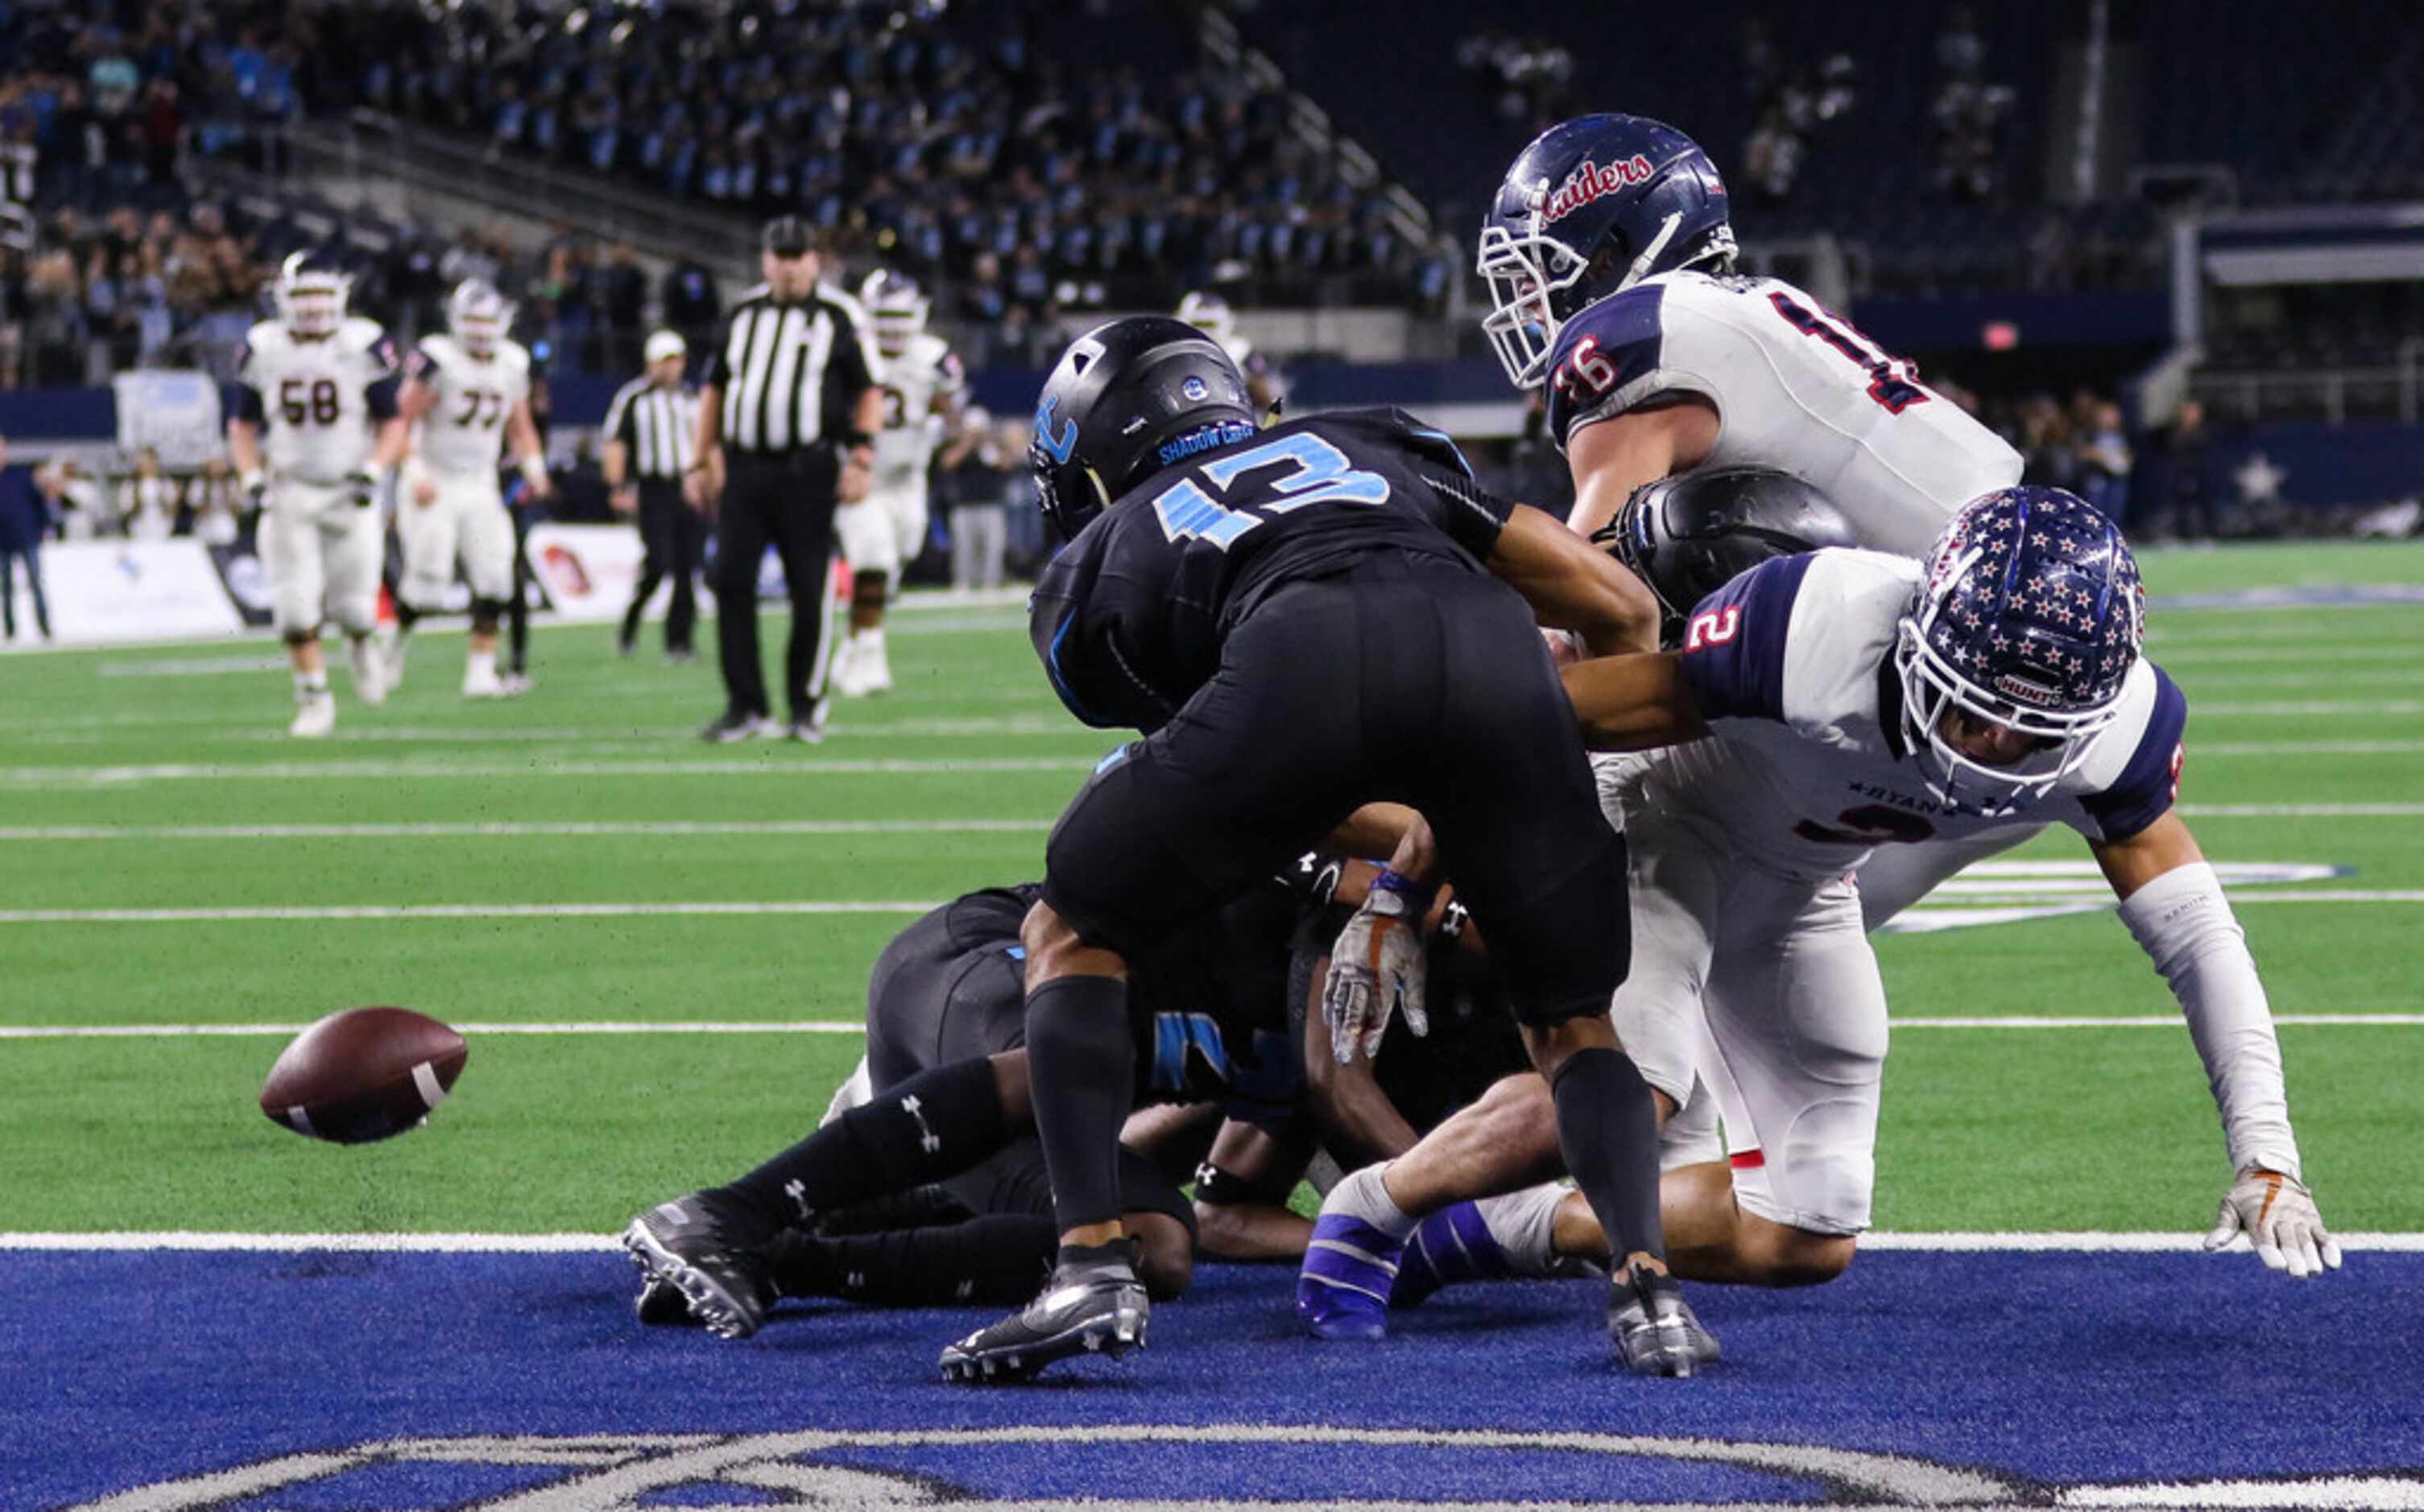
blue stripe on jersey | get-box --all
[1675,552,1814,724]
[2079,664,2189,842]
[1545,284,1665,449]
[1044,609,1112,728]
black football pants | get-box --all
[713,450,840,721]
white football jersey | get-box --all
[1545,271,2022,556]
[237,316,399,482]
[407,333,532,477]
[871,332,965,492]
[1617,549,2187,882]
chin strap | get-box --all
[1619,213,1684,291]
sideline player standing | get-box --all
[606,329,704,660]
[688,217,884,742]
[226,252,407,737]
[831,271,963,696]
[935,315,1702,1384]
[389,279,550,698]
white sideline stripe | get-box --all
[2194,741,2424,756]
[0,819,1054,841]
[12,810,2399,837]
[0,1020,868,1039]
[2149,645,2424,664]
[1917,891,2424,907]
[2192,700,2424,716]
[1892,1014,2424,1028]
[2,1229,2418,1253]
[0,757,1100,785]
[6,892,2420,927]
[0,902,941,924]
[2178,803,2424,817]
[8,1013,2416,1041]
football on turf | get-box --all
[259,1007,469,1144]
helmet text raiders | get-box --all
[1895,486,2146,812]
[1479,114,1736,390]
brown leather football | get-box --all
[259,1007,469,1144]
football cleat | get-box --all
[498,671,533,696]
[940,1246,1148,1384]
[786,703,829,744]
[288,692,336,739]
[634,1273,700,1327]
[462,663,505,699]
[1607,1262,1710,1377]
[620,1193,776,1340]
[1296,1212,1404,1341]
[1391,1200,1508,1310]
[348,638,387,706]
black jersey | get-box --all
[1028,408,1516,731]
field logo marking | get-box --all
[62,1423,2424,1510]
[1883,860,2350,935]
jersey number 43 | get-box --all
[1151,433,1391,552]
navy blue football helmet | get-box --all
[1479,114,1735,390]
[1895,487,2146,812]
[1028,316,1256,542]
[1596,467,1858,647]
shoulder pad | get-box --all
[1674,552,1816,723]
[340,316,387,349]
[1545,283,1670,448]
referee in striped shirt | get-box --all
[686,216,883,742]
[607,330,705,660]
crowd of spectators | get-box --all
[341,1,1435,312]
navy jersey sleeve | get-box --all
[1543,283,1668,451]
[2079,666,2189,842]
[366,374,401,421]
[227,382,265,425]
[1673,553,1814,723]
[1028,541,1184,733]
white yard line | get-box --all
[2187,700,2424,717]
[0,1020,867,1039]
[2177,803,2424,817]
[2192,741,2424,755]
[1,1229,2416,1252]
[0,818,1052,841]
[0,756,1101,786]
[2142,645,2424,664]
[7,1013,2414,1039]
[0,901,941,923]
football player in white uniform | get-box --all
[389,279,550,697]
[1177,290,1283,418]
[1302,488,2339,1346]
[831,271,964,696]
[226,252,407,737]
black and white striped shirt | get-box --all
[700,283,881,455]
[602,378,701,481]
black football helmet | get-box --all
[1594,467,1857,647]
[1028,316,1256,541]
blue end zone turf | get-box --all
[8,1250,2420,1508]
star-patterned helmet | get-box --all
[1894,486,2145,812]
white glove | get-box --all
[1322,876,1429,1064]
[2206,1167,2342,1279]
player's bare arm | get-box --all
[1565,395,1719,537]
[1486,502,1661,656]
[686,385,723,510]
[1560,650,1710,751]
[507,396,551,498]
[838,383,883,504]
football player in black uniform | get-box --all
[936,316,1702,1383]
[623,878,1310,1336]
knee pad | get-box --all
[1731,1094,1875,1238]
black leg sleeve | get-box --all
[763,1213,1057,1306]
[713,482,771,714]
[1551,1047,1668,1264]
[1023,973,1136,1235]
[710,1057,1009,1233]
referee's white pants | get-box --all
[396,469,515,610]
[262,479,383,638]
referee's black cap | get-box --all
[761,216,815,257]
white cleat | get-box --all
[382,627,412,691]
[857,632,893,695]
[348,638,388,707]
[498,671,533,697]
[463,667,507,699]
[289,694,336,739]
[830,637,871,698]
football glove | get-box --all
[2206,1167,2343,1279]
[1322,870,1430,1064]
[343,467,382,509]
